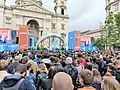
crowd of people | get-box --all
[0,50,120,90]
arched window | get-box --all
[61,9,64,15]
[27,20,39,36]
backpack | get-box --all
[36,74,46,90]
[1,78,24,90]
[69,66,76,78]
[100,60,104,69]
[65,65,77,84]
[11,64,16,74]
[7,63,18,74]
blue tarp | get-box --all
[0,44,18,51]
[80,46,97,51]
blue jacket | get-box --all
[0,75,36,90]
[34,58,41,67]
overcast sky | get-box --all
[6,0,106,32]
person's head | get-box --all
[92,65,98,70]
[42,52,49,58]
[101,76,120,90]
[92,69,101,81]
[15,64,27,76]
[113,60,120,69]
[14,56,20,62]
[48,66,58,79]
[52,72,73,90]
[78,52,82,57]
[39,62,48,74]
[22,56,29,64]
[54,57,60,63]
[0,60,9,70]
[66,57,72,64]
[117,55,120,60]
[27,60,38,74]
[79,69,93,85]
[107,63,116,76]
[92,58,97,63]
[37,54,41,59]
[50,56,56,63]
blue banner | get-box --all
[80,46,97,51]
[0,44,18,51]
[68,31,75,50]
[54,37,56,49]
[11,30,16,44]
[32,35,34,50]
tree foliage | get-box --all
[104,12,115,45]
[93,38,107,49]
[114,12,120,46]
[104,12,120,48]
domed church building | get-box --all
[0,0,69,49]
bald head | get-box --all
[52,72,73,90]
[66,57,72,64]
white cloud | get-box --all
[6,0,106,31]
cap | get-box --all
[41,59,51,63]
[14,56,20,61]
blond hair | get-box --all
[27,60,38,74]
[92,69,101,82]
[39,62,48,74]
[104,76,120,90]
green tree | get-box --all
[104,12,120,50]
[114,12,120,46]
[105,12,120,48]
[104,12,116,49]
[93,38,107,49]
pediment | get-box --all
[12,4,54,15]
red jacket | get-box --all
[74,57,86,68]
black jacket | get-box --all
[36,72,48,90]
[54,63,64,72]
[116,68,120,83]
[41,78,52,90]
[64,63,78,85]
[0,75,36,90]
[7,62,20,74]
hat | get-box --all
[41,59,51,63]
[14,56,20,61]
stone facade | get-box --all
[105,0,120,15]
[0,0,69,49]
[82,29,105,39]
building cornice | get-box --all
[82,29,105,35]
[0,4,54,16]
[0,5,13,10]
[11,5,54,15]
[53,14,69,19]
[0,5,69,20]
